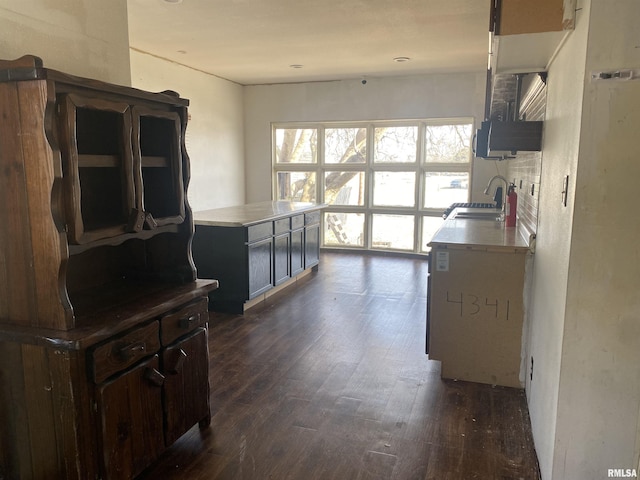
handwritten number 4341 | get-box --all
[446,291,510,320]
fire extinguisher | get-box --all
[505,183,517,227]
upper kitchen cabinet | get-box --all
[489,0,576,73]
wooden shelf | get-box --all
[141,155,169,167]
[78,154,121,167]
[67,224,179,255]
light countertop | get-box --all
[194,201,325,227]
[429,207,532,253]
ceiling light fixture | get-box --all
[393,56,411,63]
[163,0,183,4]
[289,64,304,69]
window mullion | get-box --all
[273,119,473,254]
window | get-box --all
[273,120,472,254]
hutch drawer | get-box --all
[90,321,161,384]
[160,296,208,346]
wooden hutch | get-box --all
[0,55,218,479]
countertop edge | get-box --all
[194,201,326,227]
[429,207,532,253]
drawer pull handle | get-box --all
[167,349,187,374]
[116,341,146,360]
[179,314,199,330]
[144,367,165,387]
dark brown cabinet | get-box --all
[59,94,138,244]
[134,106,186,227]
[97,355,165,479]
[92,297,210,478]
[162,326,210,445]
[58,92,186,245]
[0,55,218,479]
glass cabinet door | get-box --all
[132,106,185,228]
[58,93,139,244]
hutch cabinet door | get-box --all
[97,355,165,479]
[162,327,211,446]
[58,94,139,244]
[132,106,185,228]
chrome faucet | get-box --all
[484,175,509,212]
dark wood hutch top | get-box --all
[0,54,188,106]
[0,53,216,332]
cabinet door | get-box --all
[290,228,304,276]
[58,94,139,244]
[132,107,185,228]
[304,224,320,268]
[97,355,165,479]
[248,237,273,298]
[273,232,291,286]
[162,327,210,446]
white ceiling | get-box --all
[127,0,491,86]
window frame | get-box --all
[272,118,474,254]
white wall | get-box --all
[130,51,245,212]
[0,0,130,85]
[551,0,640,477]
[525,2,588,478]
[243,73,492,203]
[527,0,640,478]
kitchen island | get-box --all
[193,201,325,313]
[427,208,533,388]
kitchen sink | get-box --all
[453,210,503,220]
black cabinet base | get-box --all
[208,298,245,314]
[208,267,317,314]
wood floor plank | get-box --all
[140,252,539,480]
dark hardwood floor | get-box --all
[141,252,540,479]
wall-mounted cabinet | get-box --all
[489,0,575,74]
[0,55,218,479]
